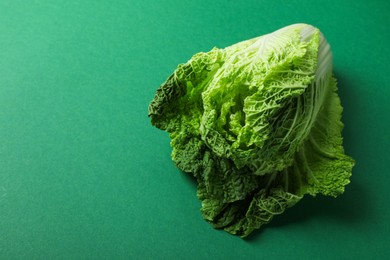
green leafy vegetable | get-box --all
[148,24,355,237]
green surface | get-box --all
[0,0,389,259]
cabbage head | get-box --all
[148,24,355,237]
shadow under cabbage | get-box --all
[244,175,370,241]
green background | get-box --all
[1,0,389,259]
